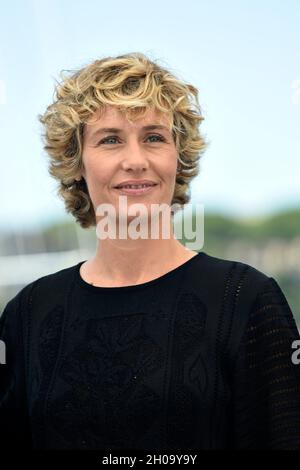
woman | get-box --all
[1,52,300,450]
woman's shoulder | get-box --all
[193,250,273,297]
[183,251,289,333]
[192,250,295,331]
[1,261,81,323]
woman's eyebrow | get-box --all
[89,124,170,140]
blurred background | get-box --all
[0,0,299,324]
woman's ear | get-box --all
[75,169,85,181]
[78,163,86,181]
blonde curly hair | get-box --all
[39,52,209,229]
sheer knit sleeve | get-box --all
[232,276,300,449]
[0,291,32,450]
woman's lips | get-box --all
[113,184,158,196]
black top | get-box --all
[1,251,300,450]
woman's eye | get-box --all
[99,136,119,145]
[146,134,165,143]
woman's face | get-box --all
[81,105,178,225]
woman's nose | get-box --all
[121,139,150,170]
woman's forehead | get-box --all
[85,105,172,129]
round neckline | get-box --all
[75,251,205,293]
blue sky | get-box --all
[0,0,299,231]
